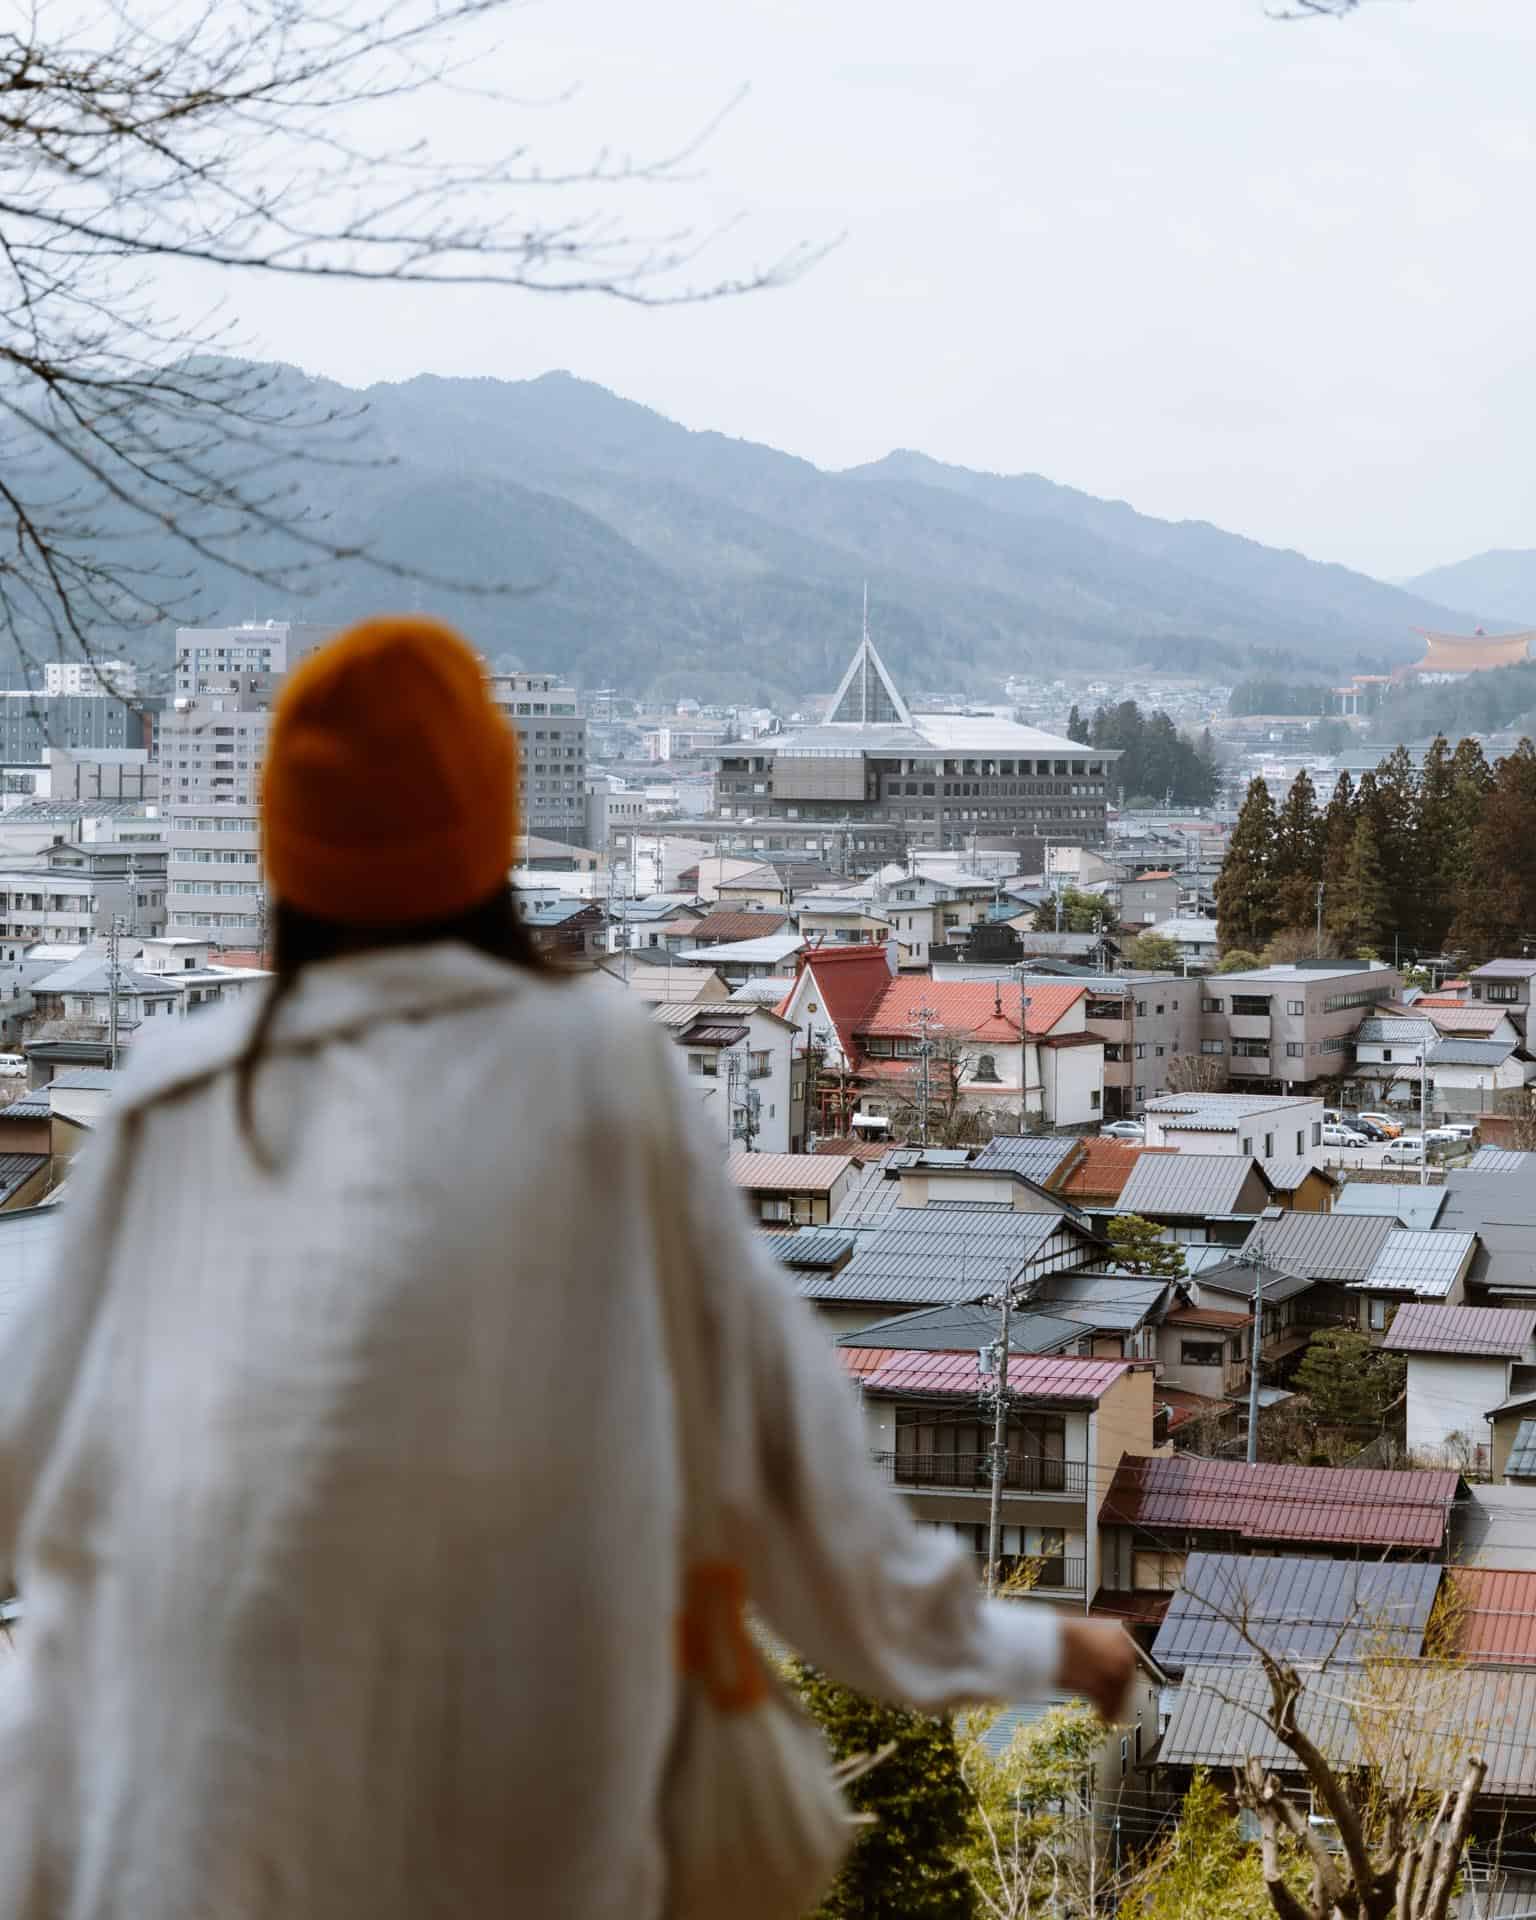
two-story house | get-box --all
[844,1345,1159,1609]
[1119,871,1183,928]
[1075,974,1203,1118]
[1383,1303,1536,1471]
[654,999,800,1154]
[1143,1091,1326,1165]
[878,873,998,969]
[727,1151,864,1227]
[1238,1208,1478,1338]
[1467,959,1536,1048]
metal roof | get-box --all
[829,1173,909,1230]
[1384,1303,1536,1358]
[1472,960,1536,979]
[853,1349,1131,1402]
[1260,1156,1332,1193]
[835,1299,1084,1355]
[1469,1148,1536,1172]
[1454,1487,1536,1570]
[1146,1092,1315,1115]
[0,1205,62,1334]
[726,1153,851,1193]
[1101,1455,1461,1550]
[1150,1553,1440,1673]
[758,1229,855,1272]
[1436,1174,1536,1295]
[1356,1016,1438,1045]
[1453,1567,1536,1665]
[1428,1038,1518,1066]
[0,1153,45,1201]
[798,1210,1085,1304]
[1241,1210,1399,1284]
[971,1134,1081,1183]
[677,934,807,965]
[1193,1258,1315,1305]
[1160,1663,1536,1798]
[1356,1228,1477,1298]
[1335,1182,1447,1229]
[1116,1153,1268,1220]
[1507,1424,1536,1481]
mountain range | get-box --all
[76,366,1516,705]
[1404,550,1536,628]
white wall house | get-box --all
[1143,1092,1326,1165]
[655,1001,799,1156]
[1384,1304,1536,1473]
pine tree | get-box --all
[1329,810,1390,957]
[1450,738,1536,963]
[1295,1327,1405,1429]
[1214,777,1279,954]
[1270,768,1322,933]
[795,1666,975,1920]
[1371,745,1419,956]
[1065,703,1087,746]
[1320,768,1357,890]
[1107,1213,1188,1279]
[1412,735,1458,953]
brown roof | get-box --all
[725,1153,851,1194]
[1100,1455,1461,1550]
[1383,1303,1536,1359]
[1165,1306,1251,1330]
[1452,1568,1536,1667]
[1054,1139,1175,1202]
[690,908,791,945]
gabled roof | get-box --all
[1261,1156,1336,1194]
[1437,1174,1536,1296]
[1100,1454,1461,1549]
[758,1229,856,1273]
[847,1348,1131,1403]
[1422,1005,1513,1033]
[1472,959,1536,980]
[1469,1148,1536,1173]
[798,1208,1095,1306]
[1384,1303,1536,1358]
[1150,1553,1440,1673]
[1117,1153,1271,1220]
[689,908,792,945]
[1335,1182,1446,1229]
[835,1299,1084,1356]
[856,978,1085,1042]
[971,1134,1082,1184]
[1356,1015,1437,1046]
[1428,1037,1519,1067]
[1449,1567,1536,1663]
[1053,1139,1173,1203]
[776,943,894,1064]
[1239,1209,1399,1284]
[1194,1258,1316,1305]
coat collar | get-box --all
[115,943,529,1114]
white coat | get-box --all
[0,944,1060,1919]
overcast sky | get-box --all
[232,0,1535,581]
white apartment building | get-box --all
[488,671,588,845]
[42,659,138,698]
[163,622,330,944]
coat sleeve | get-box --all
[0,1112,134,1580]
[652,1039,1062,1711]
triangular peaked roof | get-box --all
[825,613,913,727]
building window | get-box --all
[1201,1039,1225,1054]
[1181,1341,1225,1368]
[1264,1132,1275,1156]
[973,1053,1000,1083]
[1312,1121,1322,1146]
[1287,1000,1306,1015]
[688,1054,718,1077]
[1202,997,1223,1013]
[1285,1042,1304,1058]
[1368,1297,1390,1332]
[1295,1130,1305,1154]
[1090,1089,1101,1109]
[1486,984,1520,1002]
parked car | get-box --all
[1322,1123,1369,1148]
[1383,1137,1426,1164]
[0,1053,26,1078]
[1350,1118,1389,1143]
[1437,1123,1477,1141]
[1356,1112,1404,1139]
[1100,1121,1145,1140]
[1424,1125,1469,1146]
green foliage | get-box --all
[1106,1214,1188,1280]
[1119,1773,1285,1920]
[795,1664,975,1920]
[1123,931,1183,971]
[1215,778,1279,954]
[1088,702,1217,807]
[1065,704,1089,746]
[1294,1325,1406,1429]
[1367,656,1536,746]
[1449,738,1536,963]
[1217,948,1260,972]
[1051,887,1115,933]
[958,1702,1101,1919]
[1328,809,1390,955]
[1228,680,1335,718]
[1270,766,1323,931]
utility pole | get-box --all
[984,1284,1015,1596]
[1419,1043,1429,1188]
[1247,1223,1265,1465]
[1015,964,1032,1134]
[1315,880,1325,959]
[106,914,122,1072]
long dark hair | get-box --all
[237,884,549,1166]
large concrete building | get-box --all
[712,626,1119,867]
[162,621,330,943]
[488,671,587,845]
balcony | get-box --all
[1229,1014,1272,1043]
[872,1451,1088,1497]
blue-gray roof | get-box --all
[1505,1421,1536,1480]
[1428,1038,1518,1067]
[1356,1229,1477,1298]
[1469,1148,1536,1173]
[1240,1209,1399,1283]
[759,1229,854,1273]
[836,1298,1084,1356]
[1357,1016,1438,1046]
[971,1134,1080,1183]
[1335,1181,1446,1229]
[798,1209,1087,1305]
[1151,1553,1441,1674]
[1117,1153,1267,1220]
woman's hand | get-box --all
[1055,1619,1138,1722]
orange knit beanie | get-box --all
[262,616,519,925]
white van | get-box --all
[1383,1137,1425,1165]
[0,1053,26,1079]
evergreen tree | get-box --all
[1319,768,1357,897]
[1329,810,1390,956]
[795,1665,975,1920]
[1107,1214,1188,1279]
[1122,1773,1283,1920]
[1214,777,1279,954]
[1065,703,1087,746]
[1412,735,1458,953]
[1295,1327,1405,1429]
[1123,931,1184,972]
[1270,768,1322,933]
[1371,745,1419,954]
[1450,738,1536,963]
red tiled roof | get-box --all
[1054,1140,1174,1202]
[853,1350,1131,1402]
[857,979,1085,1042]
[691,908,791,945]
[1165,1306,1251,1329]
[838,1348,898,1379]
[725,1153,849,1193]
[1451,1568,1536,1666]
[1159,1388,1236,1431]
[1416,994,1467,1008]
[813,1138,891,1162]
[1100,1455,1461,1550]
[777,945,893,1059]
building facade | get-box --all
[1196,960,1401,1090]
[488,672,588,845]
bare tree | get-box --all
[1164,1052,1229,1095]
[0,2,817,671]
